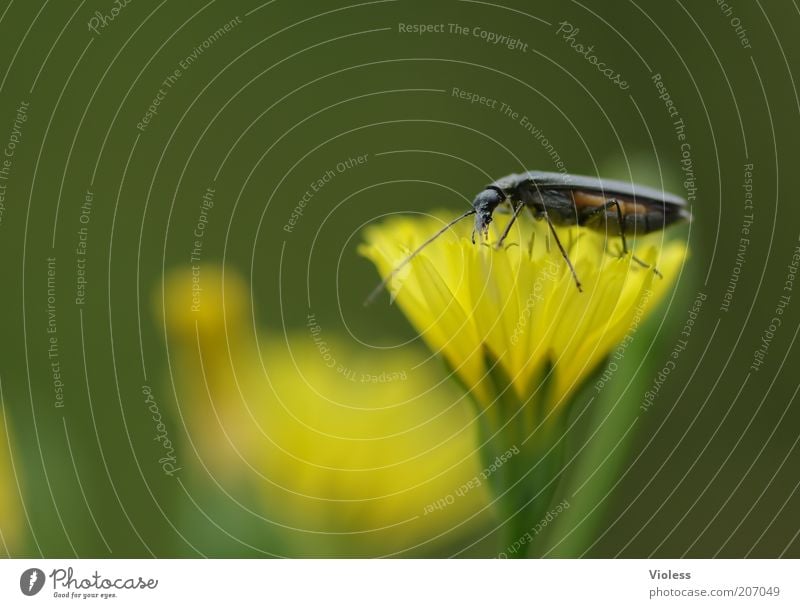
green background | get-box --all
[0,0,798,557]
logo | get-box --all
[20,568,45,596]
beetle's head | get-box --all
[471,187,506,242]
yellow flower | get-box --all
[253,336,489,556]
[359,211,687,412]
[0,412,23,555]
[159,265,491,556]
[360,210,687,555]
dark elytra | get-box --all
[472,170,691,241]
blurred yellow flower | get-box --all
[359,211,687,412]
[159,266,490,556]
[0,412,23,555]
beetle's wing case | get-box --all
[520,171,688,208]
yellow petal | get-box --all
[360,211,688,415]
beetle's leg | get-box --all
[583,199,630,252]
[587,199,662,278]
[542,208,582,292]
[494,201,525,249]
[637,256,663,277]
[630,252,662,277]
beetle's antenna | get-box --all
[364,209,476,306]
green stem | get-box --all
[476,408,568,557]
[470,350,575,557]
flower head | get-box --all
[359,211,687,412]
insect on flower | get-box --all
[366,171,691,303]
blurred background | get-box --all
[0,0,798,557]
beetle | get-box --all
[366,171,691,303]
